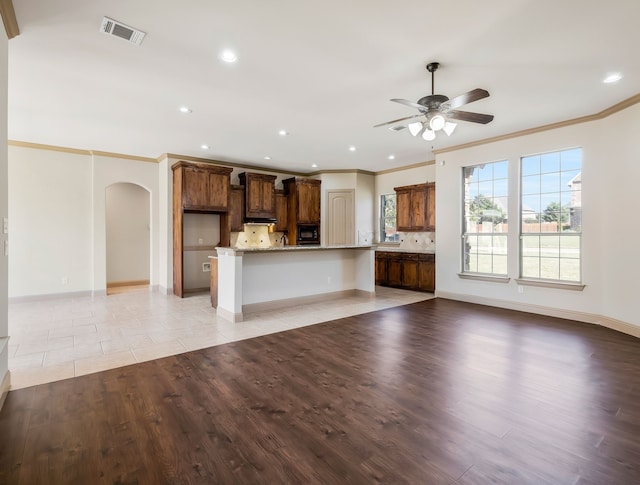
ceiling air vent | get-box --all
[100,17,146,46]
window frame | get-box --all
[460,159,509,278]
[518,147,583,285]
[379,193,399,243]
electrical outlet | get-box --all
[517,285,524,294]
[61,277,68,285]
[198,238,204,245]
[202,262,211,272]
[327,276,332,284]
[2,217,7,234]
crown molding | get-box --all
[161,153,309,176]
[0,0,19,39]
[375,160,435,175]
[9,141,157,163]
[434,92,640,155]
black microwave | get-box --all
[297,225,319,245]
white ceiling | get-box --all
[8,0,640,173]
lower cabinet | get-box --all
[375,251,435,292]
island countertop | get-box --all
[213,244,375,255]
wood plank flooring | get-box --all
[1,298,640,484]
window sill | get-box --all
[458,273,510,283]
[515,278,585,291]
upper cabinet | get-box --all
[274,190,288,232]
[239,172,276,220]
[395,182,435,232]
[173,161,232,212]
[284,177,321,225]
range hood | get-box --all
[244,217,277,225]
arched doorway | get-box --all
[105,183,150,295]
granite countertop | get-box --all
[214,244,376,255]
[375,246,436,254]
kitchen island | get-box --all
[211,245,375,322]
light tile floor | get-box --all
[8,287,434,389]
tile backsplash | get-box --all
[231,225,288,248]
[398,232,436,251]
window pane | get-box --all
[522,175,540,195]
[540,235,560,256]
[493,255,508,275]
[541,152,560,173]
[522,156,540,176]
[493,161,508,179]
[494,178,508,197]
[466,182,479,201]
[477,254,493,273]
[522,235,540,257]
[560,258,580,282]
[477,165,493,181]
[560,235,580,257]
[540,257,560,280]
[522,257,540,278]
[478,180,493,198]
[541,172,560,193]
[561,148,582,171]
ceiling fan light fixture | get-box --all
[443,122,457,136]
[429,114,446,131]
[408,122,424,137]
[422,129,436,141]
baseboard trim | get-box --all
[106,279,150,288]
[0,370,11,412]
[242,289,372,315]
[9,290,94,303]
[217,306,243,323]
[435,290,640,339]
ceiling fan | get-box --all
[375,62,494,141]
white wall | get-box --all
[355,172,375,244]
[106,183,150,283]
[8,147,160,298]
[0,22,9,396]
[435,102,640,330]
[9,147,93,297]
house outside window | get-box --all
[462,160,509,275]
[380,194,399,242]
[520,147,582,282]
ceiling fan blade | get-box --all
[373,113,424,128]
[446,110,494,124]
[390,98,427,111]
[441,88,489,111]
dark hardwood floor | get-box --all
[1,298,640,484]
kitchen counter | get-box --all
[375,246,435,254]
[214,244,375,254]
[213,245,375,322]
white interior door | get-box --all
[326,189,355,245]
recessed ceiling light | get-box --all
[349,146,356,152]
[603,72,623,84]
[278,130,288,136]
[388,155,395,160]
[264,156,271,160]
[220,50,237,63]
[201,144,209,150]
[311,164,318,168]
[179,106,192,114]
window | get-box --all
[520,148,582,282]
[380,194,399,242]
[462,160,509,275]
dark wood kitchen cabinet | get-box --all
[220,185,245,246]
[174,161,232,212]
[172,161,233,298]
[375,251,435,292]
[284,177,321,225]
[283,177,321,244]
[239,172,276,220]
[395,182,435,232]
[274,190,288,232]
